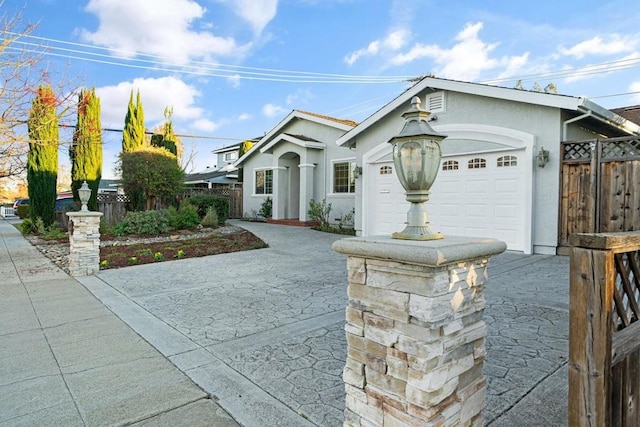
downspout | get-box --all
[562,110,592,141]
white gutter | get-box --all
[562,111,592,141]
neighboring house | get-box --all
[234,110,358,223]
[611,105,640,125]
[213,142,242,172]
[184,167,237,188]
[185,142,251,188]
[336,77,640,255]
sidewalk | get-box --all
[0,218,238,426]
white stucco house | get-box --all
[336,77,640,255]
[235,110,358,223]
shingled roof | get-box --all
[610,105,640,126]
[294,110,358,128]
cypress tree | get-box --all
[122,89,145,153]
[121,89,146,209]
[150,107,178,158]
[27,85,59,227]
[70,87,102,211]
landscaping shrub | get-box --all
[113,210,169,235]
[17,205,29,219]
[20,218,36,234]
[166,202,200,230]
[308,199,332,226]
[259,197,272,218]
[186,195,229,223]
[201,206,219,228]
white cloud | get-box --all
[81,0,248,63]
[285,89,313,106]
[192,118,220,132]
[559,34,638,59]
[229,0,278,34]
[262,103,287,118]
[344,29,410,66]
[390,22,528,82]
[227,74,242,87]
[237,113,252,121]
[96,77,203,128]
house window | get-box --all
[497,155,518,167]
[442,160,459,171]
[380,166,393,175]
[333,161,355,193]
[425,91,446,113]
[224,152,238,162]
[468,158,486,169]
[255,169,273,195]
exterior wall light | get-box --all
[387,96,448,240]
[353,165,363,178]
[78,181,92,212]
[537,147,549,168]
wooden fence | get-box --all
[97,193,129,225]
[178,186,243,219]
[569,231,640,426]
[93,185,243,225]
[559,137,640,253]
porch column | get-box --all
[272,166,288,220]
[298,163,315,222]
[333,235,506,426]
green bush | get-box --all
[259,197,272,218]
[113,210,169,235]
[20,218,36,234]
[17,205,29,219]
[308,199,332,226]
[186,195,229,223]
[166,202,200,230]
[201,206,219,228]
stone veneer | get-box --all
[66,211,103,276]
[333,235,506,427]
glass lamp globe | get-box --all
[387,96,447,240]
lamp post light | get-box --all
[78,181,91,212]
[388,96,447,240]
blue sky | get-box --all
[15,0,640,178]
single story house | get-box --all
[234,110,358,222]
[336,77,640,255]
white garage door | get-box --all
[369,150,529,252]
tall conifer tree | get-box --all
[27,85,59,226]
[70,87,102,211]
[122,89,145,152]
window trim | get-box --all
[330,158,356,195]
[497,155,518,167]
[224,151,238,162]
[442,160,459,171]
[254,168,273,195]
[468,158,487,169]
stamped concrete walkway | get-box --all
[82,220,569,426]
[0,218,238,426]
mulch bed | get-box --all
[98,231,268,269]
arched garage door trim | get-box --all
[361,124,535,253]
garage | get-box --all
[366,147,531,253]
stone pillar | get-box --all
[66,211,103,276]
[333,235,506,426]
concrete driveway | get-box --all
[79,220,570,426]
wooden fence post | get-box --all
[569,245,615,426]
